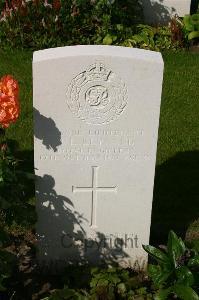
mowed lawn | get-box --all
[0,48,198,244]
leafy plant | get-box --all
[90,267,129,299]
[1,1,192,50]
[123,24,181,51]
[0,0,143,49]
[89,267,153,299]
[143,231,199,300]
[182,14,199,42]
[42,267,154,300]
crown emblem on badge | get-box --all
[85,62,111,82]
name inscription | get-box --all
[39,129,152,162]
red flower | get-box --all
[52,0,61,11]
[11,0,22,10]
[0,75,20,128]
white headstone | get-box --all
[141,0,191,24]
[33,46,164,270]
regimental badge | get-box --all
[66,62,128,125]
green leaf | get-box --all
[148,264,172,287]
[188,255,199,268]
[154,288,171,300]
[139,32,149,45]
[188,31,199,40]
[112,35,117,42]
[183,15,195,31]
[117,282,126,294]
[0,197,11,209]
[108,274,120,285]
[136,287,147,295]
[103,34,113,45]
[143,245,169,263]
[191,14,199,25]
[90,277,99,288]
[191,240,199,252]
[116,24,123,31]
[97,278,109,286]
[167,231,186,266]
[91,267,99,275]
[172,284,199,300]
[131,34,144,43]
[176,266,194,286]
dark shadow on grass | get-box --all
[150,151,199,245]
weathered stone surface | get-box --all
[33,46,164,269]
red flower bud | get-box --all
[0,75,20,128]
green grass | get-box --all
[157,52,199,164]
[152,51,199,243]
[0,49,198,243]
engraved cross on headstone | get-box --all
[72,166,117,228]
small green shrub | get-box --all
[143,231,199,300]
[182,14,199,42]
[44,267,154,300]
[90,267,136,299]
[121,15,186,51]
